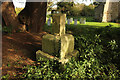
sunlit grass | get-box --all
[46,20,119,28]
[70,22,119,28]
[46,16,119,28]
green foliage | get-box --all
[22,58,62,79]
[74,34,120,79]
[81,5,95,17]
[47,2,54,11]
[57,2,74,14]
[43,24,52,34]
[57,2,95,17]
[2,74,10,79]
[118,20,120,23]
[70,4,95,17]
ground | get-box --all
[1,22,120,79]
[2,32,47,79]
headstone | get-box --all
[70,18,73,23]
[61,34,74,59]
[47,18,51,26]
[67,19,70,25]
[83,18,86,24]
[80,18,86,24]
[74,19,77,25]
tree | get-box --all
[102,1,119,22]
[57,2,74,14]
[18,2,47,33]
[2,2,22,32]
[94,0,119,22]
[2,1,47,33]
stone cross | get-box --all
[52,13,66,36]
[43,13,74,59]
[37,13,78,64]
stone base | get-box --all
[42,34,74,59]
[36,50,79,64]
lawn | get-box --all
[71,22,119,27]
[44,19,120,33]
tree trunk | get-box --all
[18,2,47,33]
[2,2,23,32]
[102,1,119,22]
[102,0,111,22]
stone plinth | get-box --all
[42,34,74,59]
[61,34,74,59]
[42,34,60,56]
[36,50,79,64]
[52,13,66,36]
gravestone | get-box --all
[67,19,70,25]
[80,18,86,24]
[36,13,79,64]
[74,19,77,25]
[70,18,73,23]
[47,18,51,26]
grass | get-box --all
[67,22,119,27]
[44,19,119,33]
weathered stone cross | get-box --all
[36,13,78,63]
